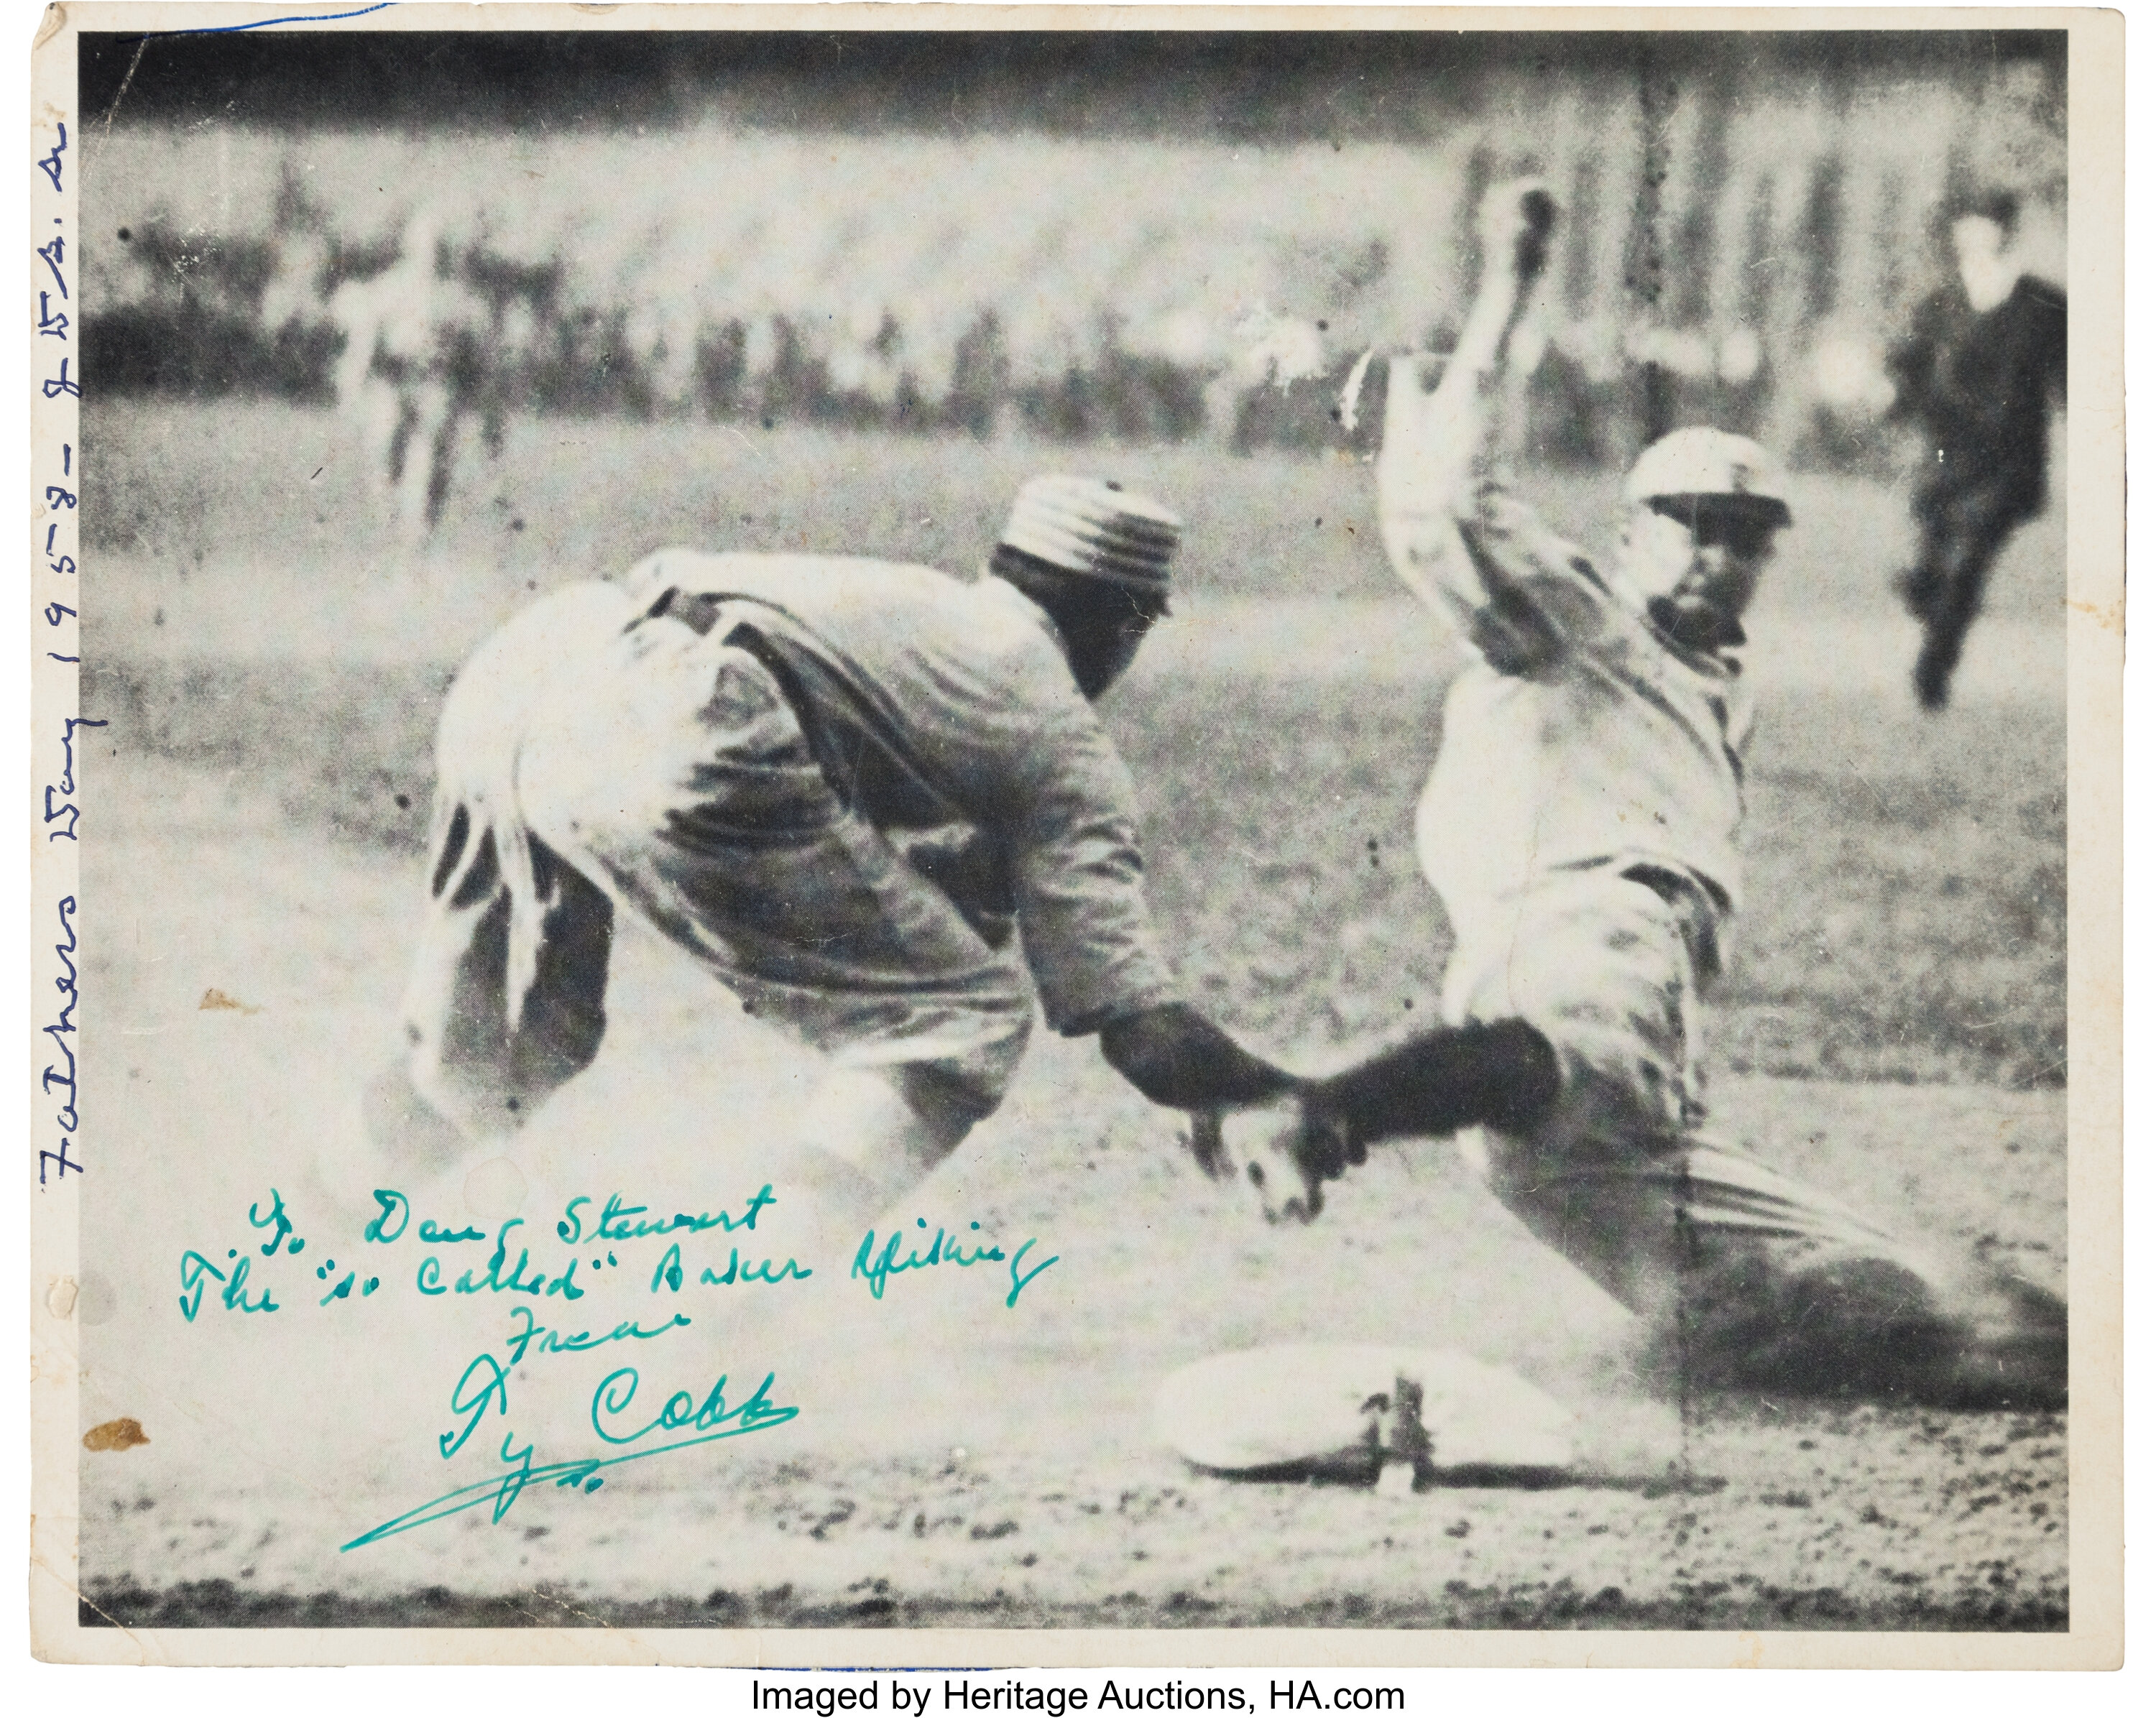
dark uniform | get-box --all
[1886,273,2067,708]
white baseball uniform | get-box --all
[1376,355,1922,1320]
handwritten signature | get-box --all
[851,1219,1059,1308]
[345,1364,797,1551]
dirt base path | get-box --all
[75,774,2065,1630]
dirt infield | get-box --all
[75,680,2064,1630]
[77,784,2065,1631]
[72,405,2068,1632]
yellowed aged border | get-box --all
[27,1,2124,1671]
[29,0,86,1669]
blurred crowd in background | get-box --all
[80,32,2063,532]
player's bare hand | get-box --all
[1187,1094,1358,1226]
[1478,177,1558,290]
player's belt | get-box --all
[640,586,951,829]
[642,586,816,713]
[640,583,841,771]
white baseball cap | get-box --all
[998,475,1182,595]
[1624,426,1792,523]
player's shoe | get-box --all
[1912,634,1957,711]
[1154,1344,1576,1488]
[1666,1240,2065,1411]
[1907,1261,2066,1411]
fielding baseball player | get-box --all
[1197,183,2064,1411]
[1884,188,2067,711]
[366,476,1293,1231]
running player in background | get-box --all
[1197,183,2065,1410]
[1885,188,2067,711]
[327,209,505,538]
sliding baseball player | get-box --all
[1197,183,2064,1413]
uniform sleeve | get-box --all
[1447,484,1624,677]
[998,707,1183,1035]
[1377,354,1621,680]
[1884,292,1948,425]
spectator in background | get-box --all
[1884,189,2067,711]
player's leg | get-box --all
[1256,867,2060,1403]
[627,808,1033,1242]
[1340,874,1902,1297]
[372,813,615,1163]
[1911,479,2034,710]
[770,1042,1028,1239]
[366,582,641,1165]
[1910,491,1994,709]
[395,379,452,538]
[423,402,464,531]
[1894,472,1953,622]
[1661,1183,2065,1407]
[1436,875,2062,1405]
[383,387,418,489]
[349,373,405,492]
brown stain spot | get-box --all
[198,988,262,1015]
[83,1418,149,1453]
[2068,596,2125,634]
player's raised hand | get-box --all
[1477,177,1558,292]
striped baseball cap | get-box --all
[998,475,1182,594]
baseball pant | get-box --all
[400,591,1033,1146]
[1438,867,1928,1325]
[1901,473,2042,707]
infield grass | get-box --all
[87,402,2066,1091]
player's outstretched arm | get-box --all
[1194,1019,1562,1225]
[1096,1001,1296,1112]
[1378,180,1557,614]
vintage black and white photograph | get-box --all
[31,4,2122,1661]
